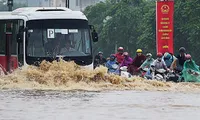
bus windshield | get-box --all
[26,19,91,57]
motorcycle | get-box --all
[94,59,106,69]
[151,67,168,82]
[120,66,132,78]
[183,69,200,82]
[107,65,133,78]
[187,69,200,76]
[140,67,149,78]
[108,64,120,75]
[166,70,182,83]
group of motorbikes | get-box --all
[104,63,200,83]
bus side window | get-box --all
[0,22,6,55]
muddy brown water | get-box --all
[1,61,200,120]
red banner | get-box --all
[156,0,174,54]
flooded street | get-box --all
[1,62,200,120]
[1,90,200,120]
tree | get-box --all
[85,0,200,64]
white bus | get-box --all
[0,7,98,72]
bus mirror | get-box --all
[89,25,93,29]
[92,30,98,42]
[89,25,98,42]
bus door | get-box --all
[0,19,24,72]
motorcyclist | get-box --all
[181,54,200,82]
[183,54,199,70]
[106,54,119,74]
[136,53,154,78]
[138,53,154,70]
[170,47,186,72]
[163,52,176,68]
[151,53,169,71]
[128,49,146,75]
[94,51,107,69]
[144,53,168,80]
[115,47,124,64]
[120,52,133,67]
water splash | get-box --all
[1,60,200,92]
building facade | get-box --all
[39,0,66,7]
[39,0,104,11]
[16,0,105,11]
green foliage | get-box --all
[85,0,200,64]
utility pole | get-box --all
[7,0,13,11]
[66,0,69,8]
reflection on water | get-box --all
[1,90,200,120]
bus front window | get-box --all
[26,20,92,58]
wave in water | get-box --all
[1,60,200,92]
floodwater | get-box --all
[1,61,200,120]
[1,90,200,120]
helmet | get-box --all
[123,52,129,56]
[136,49,142,53]
[179,47,186,53]
[110,54,116,58]
[164,52,171,59]
[157,53,163,57]
[98,51,103,55]
[185,54,191,60]
[118,47,124,51]
[146,53,152,58]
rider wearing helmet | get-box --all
[185,54,192,60]
[163,52,176,68]
[128,49,146,75]
[183,54,199,71]
[120,52,133,67]
[94,51,107,69]
[138,53,154,70]
[151,53,168,71]
[170,47,186,72]
[106,54,119,73]
[115,47,124,64]
[181,54,200,82]
[106,54,116,71]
